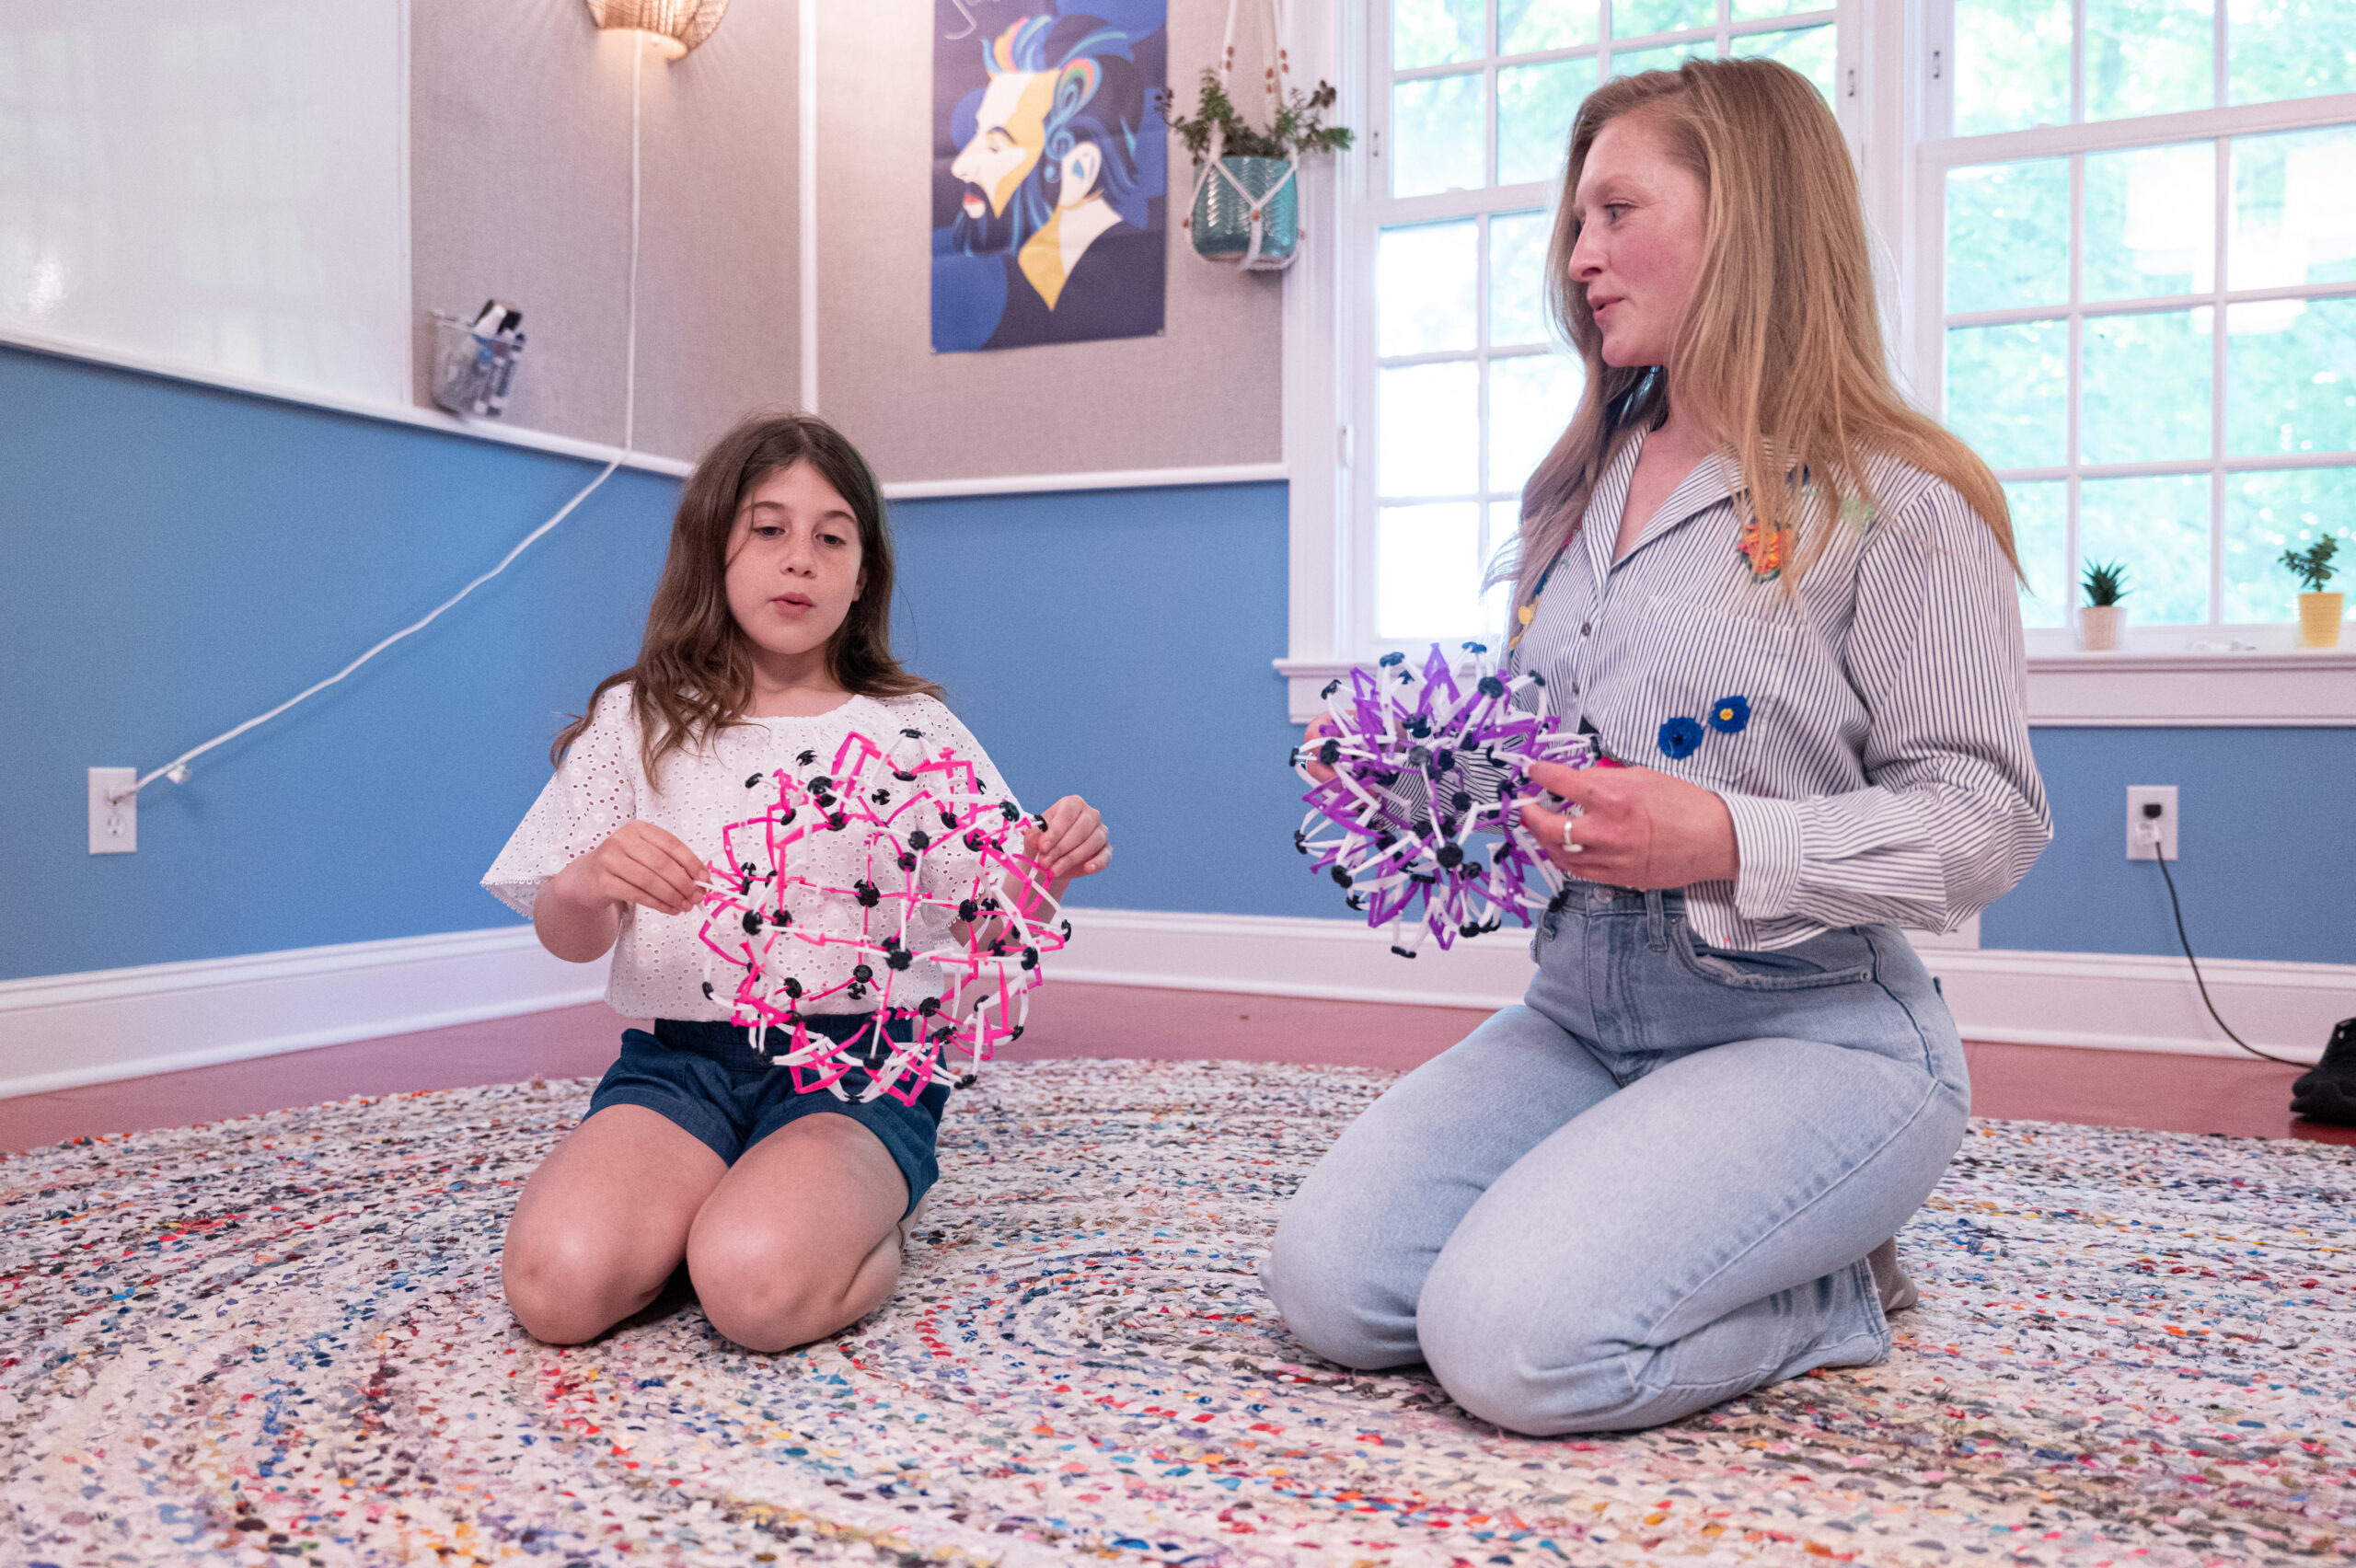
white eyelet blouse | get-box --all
[483,686,1015,1021]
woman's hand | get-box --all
[1298,716,1341,783]
[554,820,710,918]
[1516,759,1739,890]
[1023,795,1111,885]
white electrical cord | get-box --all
[625,29,641,453]
[114,33,651,804]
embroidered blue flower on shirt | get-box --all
[1707,696,1751,733]
[1657,716,1704,759]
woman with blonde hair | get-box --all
[1263,58,2050,1434]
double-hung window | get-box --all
[1927,0,2356,650]
[1357,0,1848,650]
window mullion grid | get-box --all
[2069,0,2085,124]
[1927,0,1954,141]
[1359,29,1389,656]
[1951,280,2356,326]
[2213,0,2228,110]
[1606,22,1719,50]
[1999,452,2356,481]
[1478,0,1496,600]
[1381,346,1491,368]
[1394,47,1601,78]
[2208,129,2229,625]
[1727,12,1840,40]
[1600,0,1614,74]
[1477,211,1494,577]
[1716,0,1730,58]
[1359,220,1381,651]
[2207,0,2229,626]
[1484,0,1499,190]
[2066,145,2085,635]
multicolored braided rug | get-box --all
[6,1059,2352,1566]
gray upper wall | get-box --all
[410,0,801,464]
[814,0,1285,482]
[410,0,1278,481]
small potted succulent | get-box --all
[2282,536,2343,650]
[2079,559,2128,651]
[1160,72,1352,269]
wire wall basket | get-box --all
[430,310,527,419]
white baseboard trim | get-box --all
[2,912,2341,1103]
[1057,907,1540,1009]
[0,928,609,1101]
[1914,947,2348,1065]
[1057,907,2350,1066]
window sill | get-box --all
[2025,648,2355,726]
[1276,649,2356,727]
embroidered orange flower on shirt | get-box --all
[1737,515,1785,582]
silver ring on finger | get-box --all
[1560,817,1583,855]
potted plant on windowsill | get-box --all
[2079,559,2128,651]
[1160,71,1351,270]
[2282,536,2343,650]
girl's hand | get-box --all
[557,819,710,917]
[1516,760,1739,890]
[1298,716,1341,783]
[1023,795,1110,883]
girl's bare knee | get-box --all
[687,1227,895,1353]
[503,1262,604,1345]
[502,1221,648,1344]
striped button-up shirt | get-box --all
[1510,429,2050,951]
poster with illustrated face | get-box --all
[931,0,1168,353]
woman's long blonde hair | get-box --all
[1504,57,2015,605]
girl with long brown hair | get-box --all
[1265,59,2050,1434]
[483,412,1110,1353]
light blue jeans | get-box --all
[1262,883,1969,1435]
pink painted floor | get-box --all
[3,984,2350,1153]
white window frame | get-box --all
[1282,0,1866,716]
[1279,0,2356,724]
[1357,2,1846,656]
[1914,0,2356,661]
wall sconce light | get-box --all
[584,0,729,60]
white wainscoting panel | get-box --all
[1057,908,2346,1064]
[1914,947,2350,1064]
[1056,907,1541,1009]
[5,911,2343,1102]
[0,928,608,1100]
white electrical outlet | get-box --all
[88,767,137,854]
[2127,784,2178,861]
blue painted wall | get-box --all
[0,345,673,981]
[1981,728,2356,966]
[1,343,2347,982]
[890,482,1334,927]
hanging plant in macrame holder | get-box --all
[1159,0,1352,271]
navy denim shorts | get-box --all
[586,1015,951,1215]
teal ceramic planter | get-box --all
[1191,156,1299,263]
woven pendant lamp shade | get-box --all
[584,0,730,59]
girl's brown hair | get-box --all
[552,411,941,782]
[1503,57,2016,605]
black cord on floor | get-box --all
[2150,848,2306,1068]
